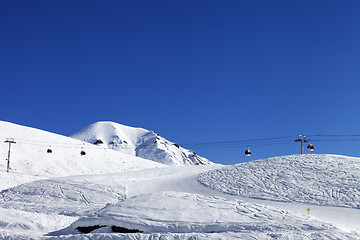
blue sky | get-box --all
[1,1,360,164]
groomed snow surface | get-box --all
[0,121,360,239]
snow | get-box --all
[49,191,352,237]
[39,161,359,239]
[198,154,360,233]
[71,121,212,166]
[0,207,75,239]
[198,154,360,208]
[0,120,360,239]
[0,178,125,215]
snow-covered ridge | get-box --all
[71,121,212,166]
[198,154,360,208]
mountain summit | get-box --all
[70,121,212,166]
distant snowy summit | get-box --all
[71,121,212,166]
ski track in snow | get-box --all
[0,178,126,216]
[22,160,358,239]
[198,154,360,208]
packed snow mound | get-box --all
[71,121,212,166]
[0,121,165,188]
[199,154,360,208]
[49,191,351,238]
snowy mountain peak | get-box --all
[70,121,148,151]
[71,121,212,166]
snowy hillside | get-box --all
[70,121,212,166]
[0,121,359,240]
[199,154,360,208]
[0,121,165,189]
[0,153,360,239]
[2,163,359,239]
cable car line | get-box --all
[13,133,360,149]
[13,136,360,149]
[13,136,296,149]
[180,136,294,147]
[8,133,360,158]
[311,138,360,143]
[307,134,360,138]
[185,141,294,149]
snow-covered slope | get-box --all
[1,120,359,240]
[0,178,126,215]
[0,121,165,189]
[1,154,360,239]
[199,154,360,208]
[70,121,212,166]
[42,161,359,239]
[49,191,350,238]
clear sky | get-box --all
[1,1,360,165]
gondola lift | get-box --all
[47,146,52,153]
[307,142,314,151]
[245,146,251,156]
[80,145,86,156]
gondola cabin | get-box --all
[245,148,251,156]
[307,143,314,151]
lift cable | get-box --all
[8,134,360,151]
[12,138,296,150]
[180,136,294,147]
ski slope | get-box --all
[1,163,358,239]
[199,154,360,208]
[44,161,360,239]
[49,191,353,239]
[0,121,359,239]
